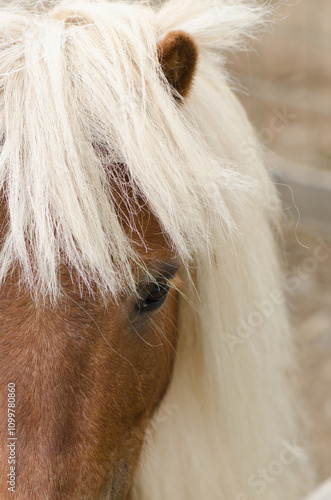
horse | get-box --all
[0,0,315,498]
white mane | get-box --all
[0,0,263,300]
[0,1,314,498]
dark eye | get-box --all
[137,278,170,313]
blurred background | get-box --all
[226,0,331,485]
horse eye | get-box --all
[137,279,170,313]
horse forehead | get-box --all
[113,184,176,259]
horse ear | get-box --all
[157,30,198,100]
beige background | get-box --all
[228,0,330,171]
[226,0,331,485]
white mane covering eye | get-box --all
[0,0,269,300]
[0,1,314,499]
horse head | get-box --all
[0,1,314,499]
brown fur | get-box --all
[0,191,181,499]
[0,28,199,499]
[158,30,198,98]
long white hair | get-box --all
[0,0,314,498]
